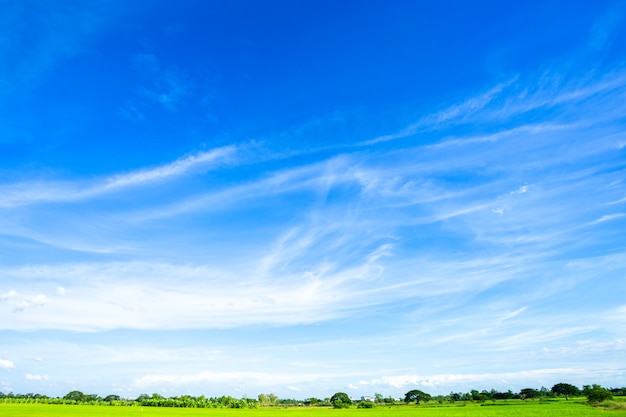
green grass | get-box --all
[3,401,626,417]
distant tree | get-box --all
[136,393,150,403]
[374,393,384,403]
[492,390,515,400]
[304,397,320,406]
[63,391,85,402]
[585,385,613,403]
[382,395,396,404]
[83,393,100,402]
[330,392,352,408]
[404,389,431,404]
[357,400,374,408]
[551,383,580,400]
[104,394,120,402]
[470,390,487,402]
[519,388,539,401]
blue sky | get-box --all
[1,0,626,399]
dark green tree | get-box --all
[404,389,432,404]
[330,392,352,408]
[470,390,487,402]
[303,397,320,406]
[585,385,613,403]
[63,391,85,402]
[551,383,580,400]
[357,400,374,408]
[519,388,539,400]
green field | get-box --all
[2,402,626,417]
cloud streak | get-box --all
[0,145,238,207]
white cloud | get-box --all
[367,368,602,389]
[14,294,47,312]
[511,185,528,194]
[25,374,48,381]
[606,196,626,205]
[589,213,626,224]
[500,306,528,322]
[0,359,15,370]
[0,290,17,301]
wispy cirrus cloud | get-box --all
[362,78,518,145]
[0,145,238,207]
[363,67,626,147]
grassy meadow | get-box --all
[2,400,626,417]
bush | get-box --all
[586,385,613,403]
[357,401,374,408]
[330,392,352,409]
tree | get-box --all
[551,383,580,400]
[585,385,613,403]
[330,392,352,408]
[104,394,120,402]
[519,388,539,400]
[136,393,150,403]
[470,390,487,402]
[304,397,320,406]
[63,391,85,402]
[404,389,432,404]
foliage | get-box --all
[551,383,581,400]
[519,388,539,400]
[404,389,432,404]
[357,400,375,408]
[330,392,352,408]
[258,393,278,407]
[0,383,623,410]
[584,385,613,403]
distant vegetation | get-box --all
[0,383,623,409]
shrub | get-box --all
[586,385,613,403]
[330,392,352,409]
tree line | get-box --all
[0,383,623,408]
[402,383,621,405]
